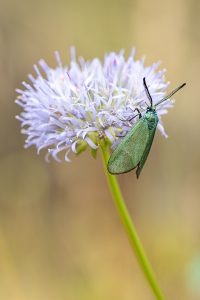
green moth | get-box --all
[108,78,186,178]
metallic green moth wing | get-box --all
[107,117,149,174]
[107,78,186,178]
[136,123,157,178]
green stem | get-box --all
[100,143,165,300]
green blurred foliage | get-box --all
[0,0,200,299]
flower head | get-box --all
[16,48,173,162]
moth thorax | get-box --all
[145,111,158,129]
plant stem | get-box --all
[100,143,165,300]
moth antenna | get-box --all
[143,77,153,107]
[155,83,186,107]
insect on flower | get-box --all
[15,48,181,164]
[108,78,186,178]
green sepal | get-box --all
[91,148,98,159]
[75,141,88,155]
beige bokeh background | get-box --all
[0,0,200,299]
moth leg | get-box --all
[133,108,142,119]
[118,108,141,123]
[127,108,142,121]
[116,133,126,138]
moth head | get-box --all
[146,106,156,112]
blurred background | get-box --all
[0,0,200,299]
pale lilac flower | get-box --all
[16,48,172,162]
